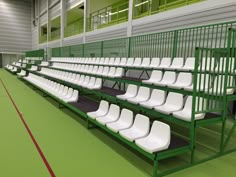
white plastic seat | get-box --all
[106,109,133,133]
[87,78,102,90]
[135,121,171,154]
[83,77,96,88]
[80,76,90,86]
[168,72,192,89]
[142,70,163,85]
[103,58,110,65]
[99,58,105,65]
[61,88,73,100]
[65,90,79,103]
[101,66,109,76]
[168,57,184,70]
[77,75,85,85]
[113,58,121,66]
[96,104,120,125]
[116,84,138,100]
[107,67,116,77]
[180,57,195,71]
[113,68,124,78]
[119,57,127,66]
[155,92,184,115]
[157,57,172,68]
[184,74,211,91]
[126,58,134,67]
[127,87,150,104]
[149,58,161,68]
[96,66,104,75]
[139,90,166,109]
[133,58,142,67]
[154,71,176,86]
[87,100,109,119]
[119,114,150,142]
[173,96,206,122]
[108,58,115,66]
[141,58,151,68]
[91,66,98,74]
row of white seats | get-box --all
[50,63,124,78]
[116,84,206,122]
[87,100,171,154]
[5,65,17,72]
[39,61,49,66]
[39,68,102,90]
[12,62,22,67]
[51,57,194,70]
[50,57,235,72]
[25,57,43,61]
[24,73,79,103]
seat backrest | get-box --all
[137,86,150,99]
[150,89,166,104]
[165,92,184,108]
[160,57,171,67]
[109,58,115,65]
[104,57,110,65]
[83,76,90,84]
[141,58,151,66]
[99,58,105,64]
[171,57,184,68]
[88,77,96,85]
[150,58,161,67]
[149,121,170,144]
[94,78,102,87]
[114,58,121,65]
[133,114,150,133]
[97,100,109,115]
[126,84,138,95]
[92,66,98,73]
[67,88,73,97]
[162,71,176,82]
[176,72,192,85]
[106,104,120,119]
[102,67,109,74]
[133,58,142,66]
[97,66,104,73]
[119,109,133,125]
[150,70,163,81]
[62,86,69,95]
[108,67,116,75]
[72,90,79,99]
[78,75,85,83]
[115,68,124,77]
[120,58,127,65]
[126,58,134,66]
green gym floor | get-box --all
[0,69,236,177]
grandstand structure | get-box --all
[1,0,236,177]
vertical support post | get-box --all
[83,0,87,43]
[128,37,131,57]
[82,44,85,57]
[220,28,233,153]
[153,158,158,177]
[101,41,104,57]
[172,30,178,58]
[190,47,200,163]
[60,0,66,47]
[127,0,133,37]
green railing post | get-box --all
[101,41,104,57]
[128,37,132,57]
[190,47,200,163]
[172,30,178,58]
[220,28,233,153]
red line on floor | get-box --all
[0,79,56,177]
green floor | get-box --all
[0,69,236,177]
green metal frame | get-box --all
[22,20,236,176]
